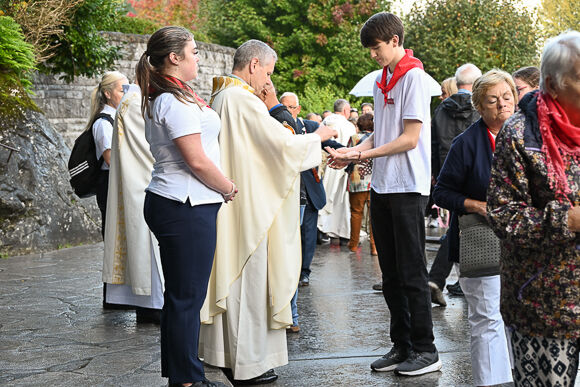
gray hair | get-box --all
[455,63,482,86]
[334,99,349,112]
[280,91,299,106]
[540,30,580,92]
[233,39,278,71]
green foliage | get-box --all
[105,14,160,35]
[0,16,36,90]
[405,0,540,83]
[39,0,126,82]
[541,0,579,37]
[203,0,390,100]
[299,83,343,116]
[0,16,38,118]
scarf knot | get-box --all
[376,49,424,104]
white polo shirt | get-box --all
[145,92,223,206]
[92,104,116,170]
[371,67,431,195]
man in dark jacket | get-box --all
[428,63,481,306]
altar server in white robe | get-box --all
[102,83,164,323]
[317,99,357,240]
[200,39,337,384]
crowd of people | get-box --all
[81,10,579,387]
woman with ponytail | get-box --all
[136,26,234,387]
[87,70,128,238]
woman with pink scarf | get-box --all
[487,30,580,386]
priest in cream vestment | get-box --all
[199,40,335,383]
[102,84,164,314]
[317,99,357,240]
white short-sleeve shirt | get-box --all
[92,104,116,170]
[371,67,432,195]
[145,92,223,206]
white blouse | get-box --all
[145,92,223,206]
[92,104,116,170]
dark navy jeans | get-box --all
[144,191,221,384]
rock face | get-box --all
[0,110,101,255]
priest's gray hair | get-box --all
[455,63,482,87]
[540,30,580,92]
[233,39,278,71]
[280,92,299,106]
[334,99,349,113]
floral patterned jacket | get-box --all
[487,93,580,339]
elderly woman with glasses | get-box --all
[487,31,580,386]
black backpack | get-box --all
[68,113,114,198]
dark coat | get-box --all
[432,118,493,263]
[432,93,480,177]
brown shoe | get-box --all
[286,324,300,333]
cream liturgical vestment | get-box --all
[102,85,164,308]
[317,113,356,239]
[199,76,321,380]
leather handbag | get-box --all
[458,213,501,278]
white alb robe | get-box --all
[200,76,321,380]
[317,113,356,239]
[102,84,163,308]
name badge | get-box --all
[386,98,394,105]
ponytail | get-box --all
[85,71,127,132]
[137,26,204,120]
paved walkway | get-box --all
[0,231,522,386]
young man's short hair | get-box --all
[360,12,404,48]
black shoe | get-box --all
[370,346,409,372]
[136,307,161,324]
[317,232,330,245]
[372,282,382,291]
[299,275,310,286]
[446,281,464,296]
[224,368,278,385]
[339,237,349,246]
[394,349,442,376]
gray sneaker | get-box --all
[394,349,442,376]
[429,281,447,307]
[370,347,409,372]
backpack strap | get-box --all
[92,112,114,127]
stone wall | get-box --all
[32,32,235,147]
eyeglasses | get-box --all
[287,105,299,110]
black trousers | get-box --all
[428,232,452,290]
[371,190,436,353]
[144,192,221,384]
[95,170,109,240]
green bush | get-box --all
[0,16,37,118]
[105,15,160,35]
[0,16,36,90]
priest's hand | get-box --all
[313,125,338,142]
[325,146,359,169]
[256,83,279,110]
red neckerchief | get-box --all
[537,92,580,200]
[376,49,423,104]
[487,128,496,152]
[149,75,210,108]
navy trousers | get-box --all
[371,190,436,353]
[300,200,318,278]
[95,170,109,239]
[144,192,221,384]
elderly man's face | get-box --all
[281,95,300,119]
[251,57,276,94]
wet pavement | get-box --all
[0,227,524,386]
